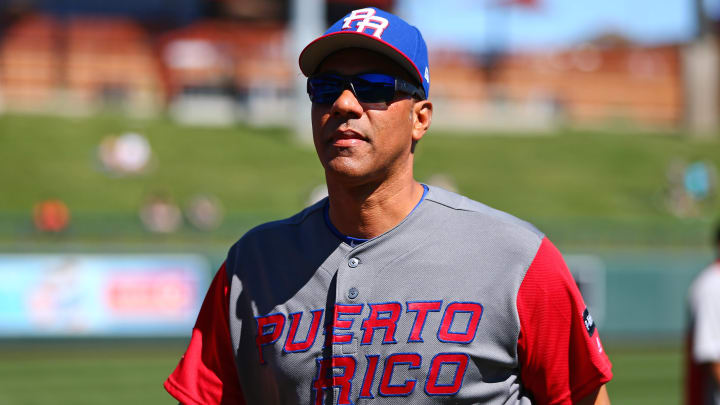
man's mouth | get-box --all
[330,129,367,147]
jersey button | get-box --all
[347,287,359,299]
[348,257,360,268]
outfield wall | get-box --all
[566,247,713,339]
[0,248,711,339]
[0,254,210,337]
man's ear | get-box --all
[411,100,433,143]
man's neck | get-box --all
[326,175,425,240]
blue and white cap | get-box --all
[299,7,430,99]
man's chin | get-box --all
[324,160,375,181]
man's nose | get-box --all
[330,88,363,117]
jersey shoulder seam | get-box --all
[226,199,327,266]
[241,198,326,236]
[424,186,545,241]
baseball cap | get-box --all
[299,7,430,99]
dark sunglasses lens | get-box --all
[307,74,397,104]
[308,76,343,104]
[353,74,395,103]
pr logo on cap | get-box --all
[341,8,389,38]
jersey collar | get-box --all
[324,184,429,247]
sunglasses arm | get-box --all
[395,79,425,100]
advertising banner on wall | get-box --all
[0,254,210,337]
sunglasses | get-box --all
[307,73,425,104]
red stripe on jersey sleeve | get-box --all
[164,263,246,405]
[517,237,613,404]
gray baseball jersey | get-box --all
[166,186,612,404]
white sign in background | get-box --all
[0,254,210,337]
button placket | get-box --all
[345,257,361,299]
[331,245,355,359]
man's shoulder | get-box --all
[234,198,327,246]
[424,185,545,241]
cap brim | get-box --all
[299,31,423,88]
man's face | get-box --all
[311,48,422,185]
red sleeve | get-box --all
[517,237,613,404]
[164,263,246,405]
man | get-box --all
[165,7,612,404]
[687,223,720,405]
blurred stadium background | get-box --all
[1,0,720,403]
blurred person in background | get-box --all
[97,132,153,176]
[33,198,70,233]
[139,192,182,234]
[687,222,720,405]
[165,7,612,405]
[185,194,224,231]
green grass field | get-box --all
[0,340,185,405]
[0,340,682,404]
[1,113,718,248]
